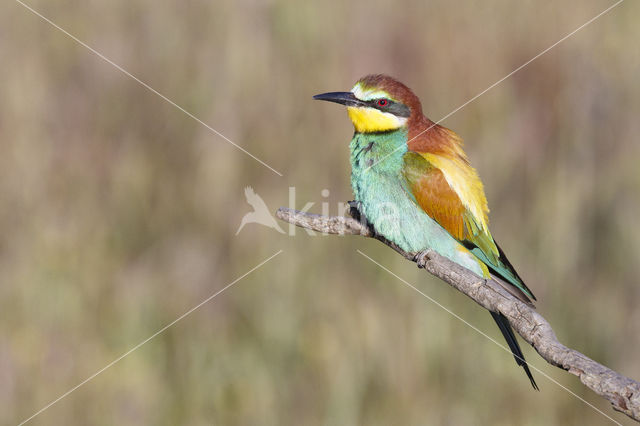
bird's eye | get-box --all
[377,99,388,107]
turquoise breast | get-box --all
[349,130,484,276]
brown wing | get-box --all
[403,151,500,264]
[403,153,467,240]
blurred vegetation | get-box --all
[1,0,639,424]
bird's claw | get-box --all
[415,250,431,269]
[348,201,365,223]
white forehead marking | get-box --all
[351,82,391,101]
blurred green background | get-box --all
[1,0,639,424]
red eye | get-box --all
[377,99,388,107]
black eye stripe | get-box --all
[368,99,410,118]
[368,98,391,109]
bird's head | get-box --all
[314,74,422,133]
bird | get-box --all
[313,74,538,390]
[236,186,285,235]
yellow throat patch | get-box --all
[347,106,407,133]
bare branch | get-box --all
[276,206,640,422]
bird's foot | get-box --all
[415,250,432,269]
[348,201,362,218]
[348,201,367,224]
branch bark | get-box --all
[276,206,640,422]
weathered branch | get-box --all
[276,206,640,422]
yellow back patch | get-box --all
[347,107,407,133]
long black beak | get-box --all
[313,91,366,107]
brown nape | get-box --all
[357,74,462,156]
[407,120,465,156]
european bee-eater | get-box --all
[314,74,538,389]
